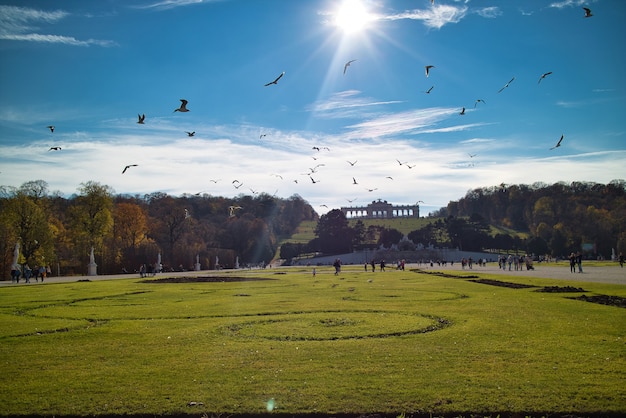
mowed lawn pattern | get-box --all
[0,266,624,416]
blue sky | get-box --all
[0,0,624,215]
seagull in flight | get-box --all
[497,77,515,93]
[309,176,320,184]
[474,99,486,108]
[396,159,406,166]
[122,164,138,174]
[259,134,267,139]
[425,65,435,77]
[343,59,357,75]
[174,99,189,112]
[347,160,357,166]
[47,125,55,132]
[48,146,61,151]
[185,131,195,137]
[264,71,285,86]
[424,85,434,94]
[538,72,553,84]
[137,114,145,124]
[228,206,243,217]
[352,177,358,185]
[468,153,477,158]
[550,134,564,150]
[459,107,466,115]
[365,187,378,192]
[583,7,592,17]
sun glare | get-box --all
[334,0,372,34]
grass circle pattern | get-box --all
[221,310,449,341]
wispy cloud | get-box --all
[474,7,502,19]
[308,90,403,119]
[0,5,114,46]
[548,0,587,9]
[380,5,469,29]
[344,107,469,139]
[136,0,220,11]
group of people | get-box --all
[498,254,534,271]
[364,259,387,272]
[138,263,162,278]
[10,264,50,283]
[569,252,583,273]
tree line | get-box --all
[280,181,626,261]
[1,180,317,277]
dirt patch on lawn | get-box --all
[536,286,587,293]
[570,294,626,308]
[469,278,537,289]
[139,276,276,284]
[412,269,479,279]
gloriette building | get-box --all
[340,199,420,219]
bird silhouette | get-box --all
[583,7,592,17]
[137,114,145,124]
[424,85,434,94]
[259,134,267,139]
[498,77,515,93]
[343,59,357,75]
[174,99,189,112]
[538,72,553,84]
[550,134,564,150]
[460,107,466,115]
[474,99,486,108]
[264,71,285,86]
[352,177,358,185]
[309,176,320,184]
[347,160,357,166]
[185,131,195,137]
[122,164,138,174]
[228,206,243,217]
[425,65,435,77]
[47,125,55,132]
[48,146,61,151]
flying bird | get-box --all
[347,198,357,203]
[365,187,378,192]
[122,164,138,174]
[352,177,358,185]
[309,176,320,184]
[228,206,243,217]
[48,146,61,151]
[185,131,195,137]
[396,159,406,166]
[233,182,243,189]
[174,99,189,112]
[406,164,416,169]
[474,99,486,108]
[550,134,564,150]
[498,77,515,93]
[424,85,434,94]
[459,107,466,115]
[312,146,320,151]
[343,59,357,75]
[425,65,435,77]
[386,176,394,180]
[583,7,592,17]
[259,134,267,139]
[468,153,477,158]
[538,72,553,84]
[137,114,145,124]
[209,179,221,183]
[264,71,285,86]
[347,160,357,166]
[47,125,55,132]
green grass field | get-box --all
[0,267,624,417]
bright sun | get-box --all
[334,0,372,34]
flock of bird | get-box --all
[39,4,596,212]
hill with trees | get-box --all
[280,180,626,262]
[1,180,317,276]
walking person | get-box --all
[333,258,341,275]
[576,252,583,273]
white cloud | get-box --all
[475,7,502,18]
[136,0,220,11]
[380,5,469,29]
[308,90,403,119]
[0,5,114,46]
